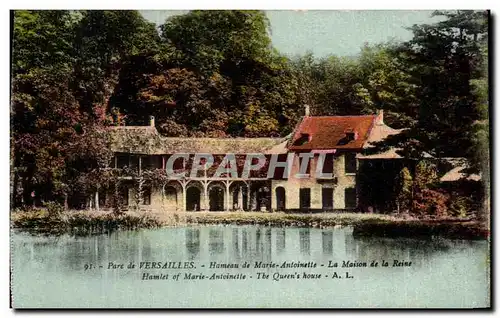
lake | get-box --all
[10,225,490,308]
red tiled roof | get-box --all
[288,115,376,151]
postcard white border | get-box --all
[1,1,496,317]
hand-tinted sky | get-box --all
[140,10,442,57]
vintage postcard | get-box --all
[9,9,491,309]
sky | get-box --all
[140,10,443,57]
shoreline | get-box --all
[10,209,489,240]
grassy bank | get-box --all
[175,212,489,240]
[11,209,164,236]
[353,219,488,240]
[11,209,488,240]
[177,211,395,227]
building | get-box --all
[103,108,402,212]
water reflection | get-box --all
[186,228,200,259]
[14,226,486,274]
[16,226,484,273]
[209,228,224,255]
[10,226,489,308]
[276,229,286,255]
[344,235,465,268]
[242,228,249,255]
[299,228,310,255]
[256,228,262,257]
[322,231,333,256]
[231,228,240,261]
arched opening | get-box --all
[209,186,225,211]
[232,190,238,210]
[186,187,201,211]
[248,182,271,211]
[230,182,249,211]
[275,187,286,211]
[256,186,271,211]
[164,186,178,211]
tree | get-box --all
[71,10,161,115]
[394,167,413,213]
[412,161,449,217]
[12,10,80,206]
[355,44,419,128]
[390,10,489,158]
[290,54,367,116]
[414,161,438,191]
[160,10,272,76]
[117,10,301,138]
[11,10,158,208]
[467,40,489,222]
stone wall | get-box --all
[271,153,356,210]
[112,152,359,212]
[333,153,357,209]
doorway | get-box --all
[186,187,201,211]
[209,187,224,211]
[322,188,334,211]
[276,187,286,211]
[299,188,311,211]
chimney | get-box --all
[149,115,155,127]
[304,104,310,117]
[376,109,384,125]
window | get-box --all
[345,187,356,209]
[299,188,311,210]
[298,155,311,174]
[345,131,358,142]
[273,154,288,179]
[294,133,311,146]
[116,154,129,169]
[322,187,334,210]
[142,155,162,170]
[345,153,357,174]
[130,155,140,172]
[142,156,151,170]
[322,154,334,174]
[171,154,186,170]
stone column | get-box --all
[251,191,257,211]
[182,184,187,212]
[246,189,251,211]
[203,182,208,211]
[238,187,243,211]
[225,182,230,212]
[95,191,99,211]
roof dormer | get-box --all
[293,133,312,146]
[344,128,358,142]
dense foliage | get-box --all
[11,10,489,216]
